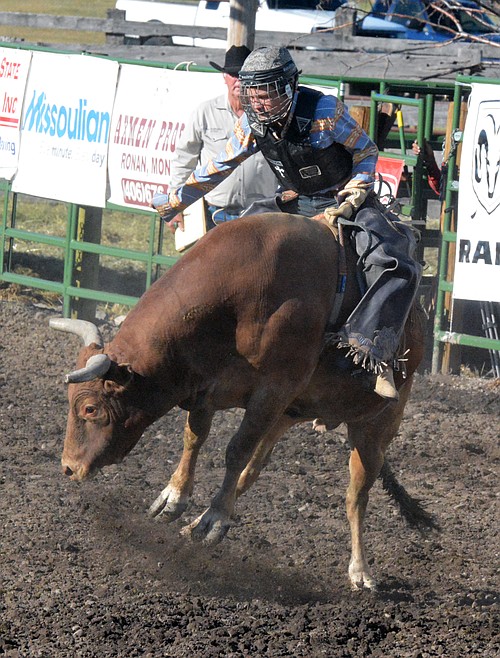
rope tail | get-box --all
[379,460,440,533]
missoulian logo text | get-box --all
[22,90,110,143]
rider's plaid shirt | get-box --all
[168,88,378,212]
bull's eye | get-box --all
[83,404,98,418]
[73,393,105,423]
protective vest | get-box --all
[252,87,353,194]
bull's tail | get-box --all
[379,460,440,533]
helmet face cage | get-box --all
[239,48,298,126]
[240,77,296,125]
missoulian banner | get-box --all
[454,83,500,302]
[12,52,119,207]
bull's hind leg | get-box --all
[346,381,412,590]
[149,408,214,521]
[236,415,296,497]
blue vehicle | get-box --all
[358,0,500,42]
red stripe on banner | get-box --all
[0,116,18,126]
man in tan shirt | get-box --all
[169,45,277,230]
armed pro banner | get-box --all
[12,52,119,207]
[0,48,32,180]
[107,66,225,210]
[453,83,500,302]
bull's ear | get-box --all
[103,363,134,394]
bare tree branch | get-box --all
[351,0,500,47]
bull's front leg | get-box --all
[236,415,295,497]
[182,402,283,544]
[182,312,324,544]
[149,408,214,521]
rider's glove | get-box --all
[151,192,177,223]
[323,180,372,223]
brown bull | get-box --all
[51,213,436,590]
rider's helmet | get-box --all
[239,46,299,125]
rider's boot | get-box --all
[375,364,399,401]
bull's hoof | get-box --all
[348,567,378,591]
[312,418,328,433]
[148,485,189,521]
[180,508,230,544]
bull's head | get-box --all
[51,318,157,481]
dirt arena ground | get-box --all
[1,299,498,657]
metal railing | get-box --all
[0,43,456,327]
[5,47,426,318]
[0,180,179,315]
[431,75,500,375]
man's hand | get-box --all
[166,213,184,235]
[412,139,436,166]
[324,179,372,223]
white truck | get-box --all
[114,0,343,47]
[116,0,500,47]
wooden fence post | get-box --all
[228,0,258,49]
[335,6,357,36]
[440,101,467,374]
[72,206,101,321]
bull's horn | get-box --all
[64,353,111,384]
[49,317,103,347]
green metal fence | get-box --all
[0,48,354,318]
[0,44,450,321]
[0,182,178,317]
[431,75,500,375]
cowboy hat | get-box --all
[209,45,251,75]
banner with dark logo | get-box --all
[374,156,404,205]
[454,84,500,302]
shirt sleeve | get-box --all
[169,115,259,212]
[168,105,205,190]
[310,93,379,185]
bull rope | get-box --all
[320,218,348,328]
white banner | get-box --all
[0,48,32,180]
[107,71,339,211]
[12,52,119,207]
[454,83,500,302]
[108,66,226,210]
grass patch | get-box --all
[0,0,196,45]
[0,190,179,315]
[8,194,177,259]
[0,1,113,45]
[1,0,111,13]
